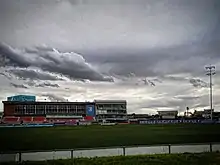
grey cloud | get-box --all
[140,97,197,112]
[35,82,60,88]
[133,86,205,112]
[162,76,210,89]
[10,83,28,89]
[0,72,6,76]
[193,94,220,109]
[26,81,60,88]
[0,0,220,113]
[1,0,219,50]
[174,95,201,100]
[0,72,12,80]
[113,75,160,87]
[0,43,113,82]
[138,78,157,86]
[42,94,67,102]
[7,68,63,81]
[1,0,220,82]
[189,78,209,88]
[162,75,188,81]
[83,42,219,80]
[0,43,29,68]
[0,54,10,67]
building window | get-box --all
[36,105,45,114]
[25,105,35,114]
[15,105,24,114]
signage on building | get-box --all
[139,120,202,125]
[86,105,95,117]
[7,95,36,102]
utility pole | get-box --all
[205,65,216,121]
[186,107,189,117]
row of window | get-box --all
[14,105,86,115]
[15,105,85,109]
[14,109,86,115]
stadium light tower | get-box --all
[205,65,216,121]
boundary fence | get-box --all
[1,143,220,163]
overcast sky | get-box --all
[0,0,220,114]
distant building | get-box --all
[157,110,178,119]
[94,100,127,122]
[127,113,151,119]
[193,109,215,119]
[193,110,204,117]
[7,95,36,102]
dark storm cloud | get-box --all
[10,83,28,89]
[0,43,29,67]
[7,68,63,81]
[0,0,220,112]
[84,40,220,79]
[42,94,66,102]
[0,0,220,81]
[0,43,113,82]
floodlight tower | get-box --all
[205,65,216,121]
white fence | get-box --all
[1,143,220,163]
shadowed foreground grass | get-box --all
[2,152,220,165]
[1,124,220,152]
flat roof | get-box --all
[2,101,94,105]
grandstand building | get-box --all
[95,100,127,122]
[2,98,128,124]
[2,101,96,123]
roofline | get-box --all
[2,101,95,105]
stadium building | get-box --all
[1,96,127,124]
[95,100,127,123]
[2,100,96,124]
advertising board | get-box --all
[139,120,202,125]
[100,123,116,126]
[78,121,92,125]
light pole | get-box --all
[205,65,216,121]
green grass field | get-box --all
[2,153,220,165]
[1,124,220,152]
